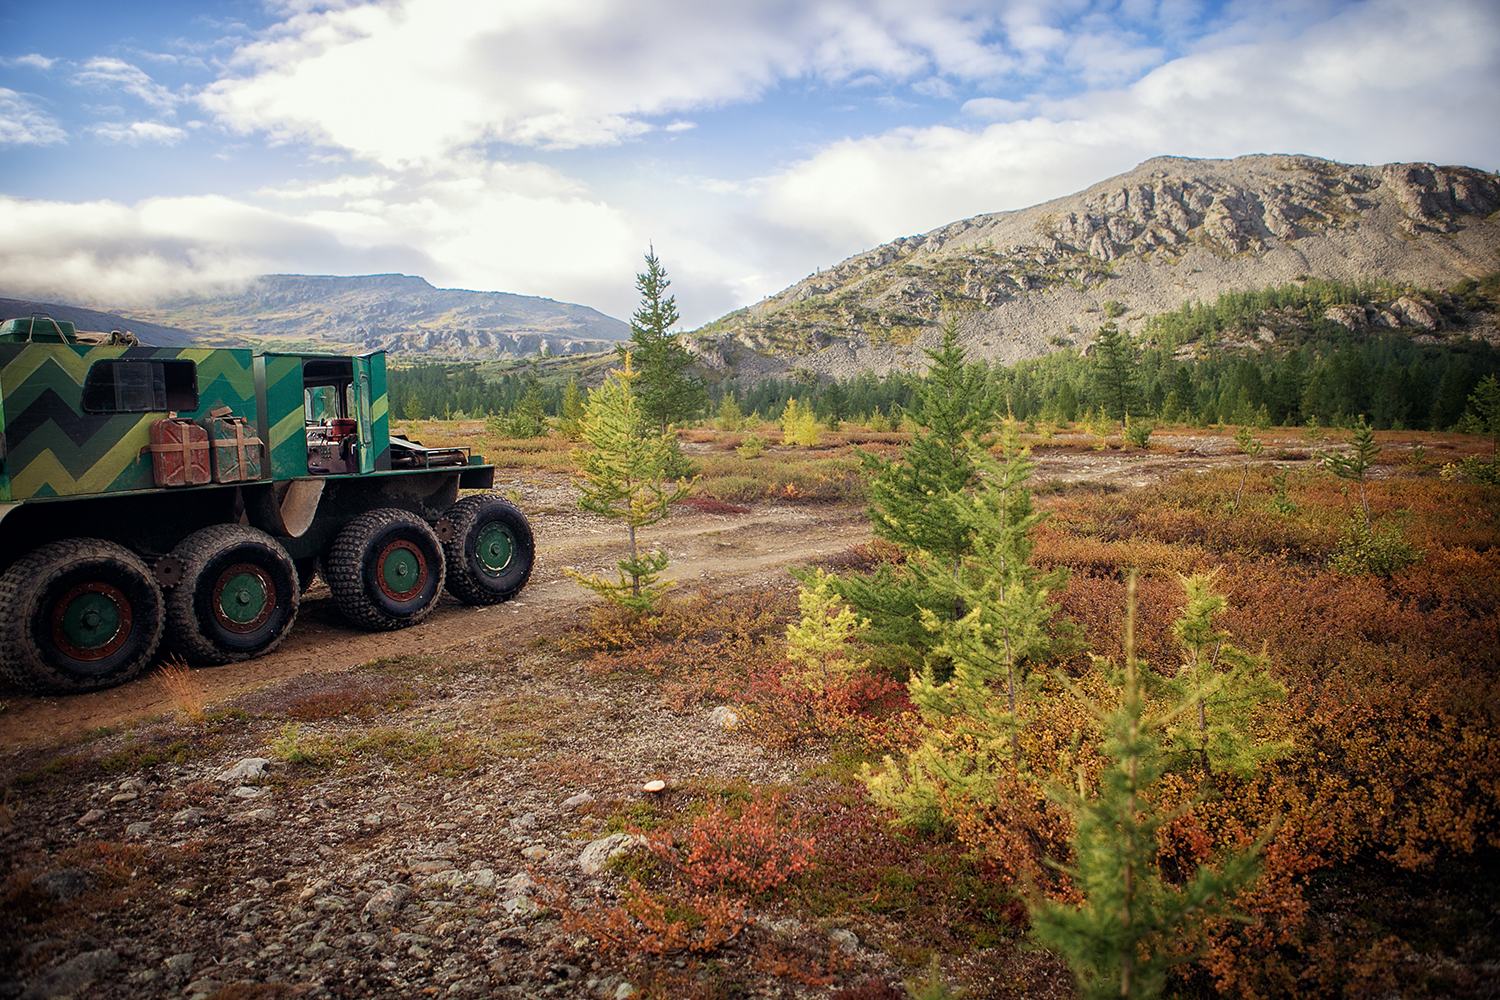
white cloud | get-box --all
[962,96,1029,119]
[0,89,67,146]
[759,0,1500,250]
[198,0,1042,167]
[0,159,647,316]
[73,58,180,110]
[1,54,57,70]
[88,121,189,145]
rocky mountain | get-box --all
[691,155,1500,383]
[115,274,629,357]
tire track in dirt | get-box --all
[0,500,870,750]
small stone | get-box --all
[231,786,264,799]
[467,869,497,890]
[171,807,206,826]
[75,809,105,827]
[503,872,535,897]
[509,813,538,832]
[125,821,152,838]
[164,952,195,979]
[109,791,139,804]
[362,884,413,923]
[615,983,637,1000]
[501,897,538,918]
[642,780,666,793]
[304,941,332,959]
[32,869,95,901]
[829,928,859,954]
[183,978,221,999]
[561,792,593,809]
[19,948,118,999]
[577,833,645,875]
[410,860,455,875]
[297,886,319,903]
[520,845,549,862]
[709,706,739,729]
[230,808,276,825]
[215,758,271,782]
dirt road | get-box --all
[0,473,870,749]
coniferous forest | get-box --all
[387,275,1500,435]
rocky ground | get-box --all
[0,436,1451,1000]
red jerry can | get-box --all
[149,418,211,487]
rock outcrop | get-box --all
[692,155,1500,383]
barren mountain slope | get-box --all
[120,274,630,358]
[692,155,1500,382]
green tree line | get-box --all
[390,275,1500,432]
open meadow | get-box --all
[1,418,1497,1000]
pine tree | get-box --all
[507,364,547,438]
[630,249,706,435]
[830,319,1001,662]
[1030,575,1271,1000]
[567,354,694,611]
[558,377,587,440]
[864,422,1069,824]
[1230,426,1264,513]
[784,569,871,695]
[863,319,999,563]
[1322,414,1379,526]
[1091,322,1140,420]
[1164,572,1289,777]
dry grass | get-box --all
[152,656,205,724]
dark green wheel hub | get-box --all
[212,563,275,634]
[377,540,428,601]
[475,522,515,577]
[52,582,131,660]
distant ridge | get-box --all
[692,155,1500,384]
[0,297,200,347]
[128,273,631,358]
[0,274,630,359]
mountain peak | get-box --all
[692,154,1500,383]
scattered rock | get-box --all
[615,983,638,1000]
[17,948,117,1000]
[215,758,271,782]
[829,928,859,954]
[163,952,195,981]
[171,807,207,826]
[578,833,645,875]
[509,812,538,832]
[231,786,265,799]
[561,791,593,809]
[710,706,739,729]
[410,860,455,875]
[521,845,549,862]
[642,779,666,793]
[108,791,138,804]
[125,821,152,838]
[229,808,276,825]
[362,883,413,923]
[31,869,94,902]
[74,809,104,827]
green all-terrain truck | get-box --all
[0,314,535,694]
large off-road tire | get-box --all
[440,495,535,605]
[0,539,164,693]
[326,508,445,631]
[166,525,300,665]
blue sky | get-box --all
[2,0,1497,327]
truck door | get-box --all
[354,356,375,474]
